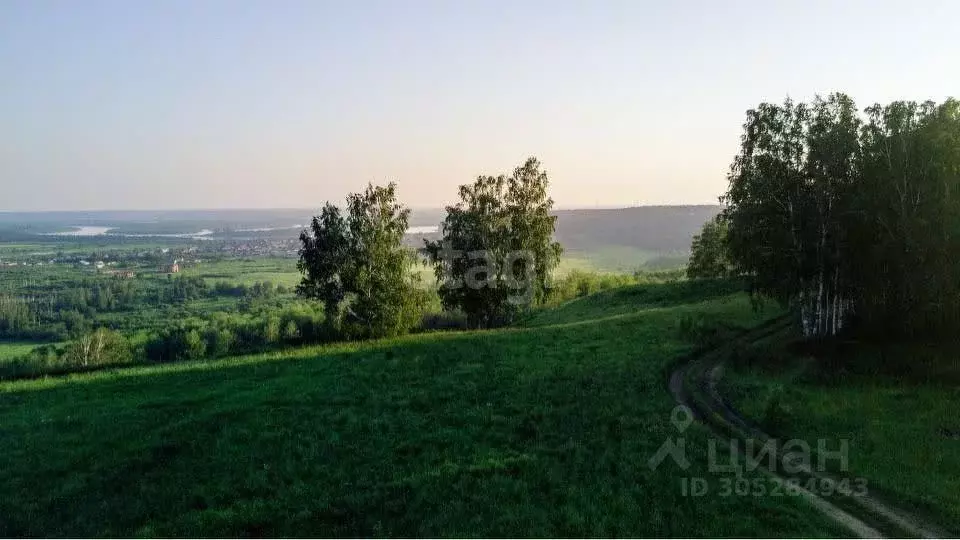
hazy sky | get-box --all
[2,0,958,211]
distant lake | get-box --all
[39,224,438,237]
[42,226,214,239]
[42,226,113,236]
[406,225,439,235]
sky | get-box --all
[2,0,958,212]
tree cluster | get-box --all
[297,158,562,336]
[720,94,960,338]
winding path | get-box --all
[668,323,952,538]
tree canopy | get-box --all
[720,94,960,338]
[687,215,731,280]
[297,182,423,339]
[426,158,562,328]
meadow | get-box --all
[177,257,303,288]
[0,282,847,537]
[0,341,46,363]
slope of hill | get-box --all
[0,281,844,537]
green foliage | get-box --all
[853,99,960,337]
[426,157,563,328]
[723,94,960,338]
[687,215,731,279]
[147,325,208,363]
[419,310,469,331]
[296,203,350,320]
[61,328,132,367]
[298,183,423,339]
[0,344,64,379]
[141,302,331,366]
[543,270,637,306]
[203,327,236,358]
[166,276,209,304]
[758,385,793,433]
[212,280,278,300]
[0,329,130,379]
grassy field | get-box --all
[562,246,687,273]
[0,282,847,537]
[720,332,960,532]
[0,341,44,363]
[178,258,302,288]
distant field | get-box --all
[563,246,689,273]
[0,341,44,362]
[178,258,301,288]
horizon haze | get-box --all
[3,0,958,211]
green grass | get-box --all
[178,258,301,287]
[554,256,604,276]
[720,333,960,533]
[0,341,45,363]
[0,284,846,537]
[528,278,742,327]
[563,246,688,273]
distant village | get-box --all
[0,237,301,270]
[1,229,442,272]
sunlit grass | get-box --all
[0,341,45,363]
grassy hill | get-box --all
[0,281,846,537]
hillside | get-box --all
[0,281,844,537]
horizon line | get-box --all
[0,203,723,215]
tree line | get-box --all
[0,275,287,341]
[690,94,960,339]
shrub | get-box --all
[545,270,638,306]
[146,325,208,363]
[61,328,132,367]
[204,327,236,358]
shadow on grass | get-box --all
[793,337,960,387]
